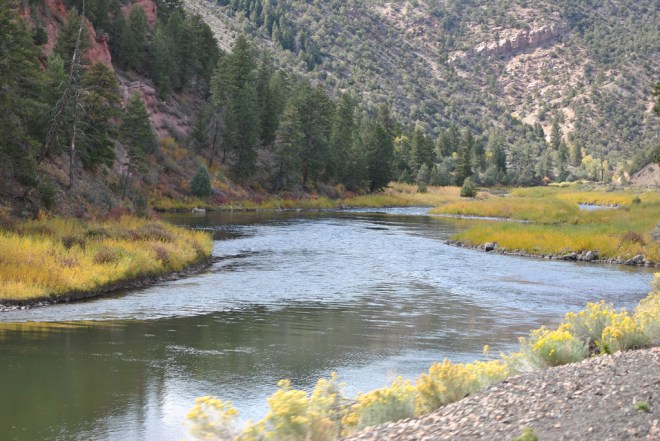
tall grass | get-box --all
[187,276,660,441]
[439,188,660,261]
[0,216,212,302]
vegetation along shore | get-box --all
[0,215,212,306]
[185,275,660,440]
[433,185,660,266]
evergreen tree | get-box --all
[550,120,563,150]
[55,9,90,70]
[329,93,357,182]
[416,163,429,193]
[149,24,174,98]
[211,36,261,180]
[78,62,122,168]
[410,126,434,171]
[123,6,149,71]
[455,129,474,186]
[256,57,285,148]
[0,0,45,185]
[120,94,157,197]
[362,117,394,192]
[487,132,507,174]
[190,164,212,197]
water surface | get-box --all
[0,208,654,440]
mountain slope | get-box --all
[186,0,659,177]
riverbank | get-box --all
[152,183,461,212]
[342,347,660,441]
[433,186,660,264]
[0,216,213,306]
[185,282,660,440]
[445,239,659,267]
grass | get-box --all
[152,183,464,212]
[187,276,660,441]
[436,187,660,261]
[0,216,212,302]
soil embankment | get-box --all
[343,348,659,441]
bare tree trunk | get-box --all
[68,75,81,189]
[39,0,85,165]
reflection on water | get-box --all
[0,208,655,441]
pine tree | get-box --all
[123,6,149,71]
[362,117,394,192]
[410,126,434,172]
[190,164,212,197]
[455,129,474,186]
[120,94,157,198]
[78,62,122,168]
[329,93,357,182]
[416,163,429,193]
[550,120,563,150]
[0,0,45,185]
[211,35,261,180]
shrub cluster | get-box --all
[187,276,660,440]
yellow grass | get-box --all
[436,187,660,261]
[0,216,213,302]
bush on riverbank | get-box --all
[0,216,212,302]
[187,276,660,440]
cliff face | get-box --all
[472,22,567,58]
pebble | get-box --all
[342,348,660,441]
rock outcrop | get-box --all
[85,23,113,68]
[473,23,567,58]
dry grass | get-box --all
[438,187,660,261]
[0,216,212,302]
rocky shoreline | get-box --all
[343,347,660,441]
[445,240,659,267]
[0,256,214,311]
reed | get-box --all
[0,216,212,302]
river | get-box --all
[0,208,654,440]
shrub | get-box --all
[39,178,56,210]
[415,360,479,414]
[521,327,588,368]
[191,165,212,198]
[93,247,123,264]
[564,300,618,353]
[600,312,650,353]
[635,289,660,344]
[343,377,416,433]
[460,177,476,197]
[186,396,239,441]
[61,235,86,250]
[514,427,539,441]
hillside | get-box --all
[185,0,659,182]
[1,0,658,219]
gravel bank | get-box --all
[343,347,659,441]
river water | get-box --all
[0,208,654,440]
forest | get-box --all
[0,0,658,217]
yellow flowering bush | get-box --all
[241,375,344,441]
[564,300,618,353]
[635,287,660,344]
[342,377,416,433]
[186,396,240,441]
[187,280,660,440]
[601,311,650,353]
[415,359,509,415]
[522,327,588,368]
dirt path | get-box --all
[343,347,659,440]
